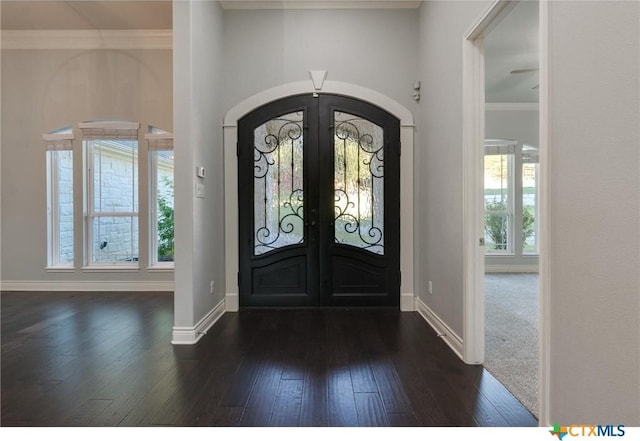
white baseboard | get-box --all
[400,292,415,311]
[0,280,174,292]
[225,293,239,312]
[415,297,464,362]
[172,298,226,345]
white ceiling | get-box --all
[1,0,537,103]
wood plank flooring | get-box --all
[1,291,537,427]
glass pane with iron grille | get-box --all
[253,112,304,255]
[334,112,384,255]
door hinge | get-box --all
[237,271,240,287]
[399,271,402,285]
[479,238,485,246]
[236,142,239,157]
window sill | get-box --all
[147,265,174,273]
[82,265,140,273]
[46,266,75,273]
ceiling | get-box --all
[1,0,538,103]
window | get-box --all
[81,122,140,266]
[44,120,174,272]
[484,139,539,256]
[45,127,74,268]
[484,140,515,253]
[522,145,539,254]
[147,127,174,267]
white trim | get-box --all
[415,297,465,362]
[171,299,226,345]
[44,267,75,273]
[462,6,490,366]
[461,0,527,367]
[224,80,414,127]
[486,102,540,111]
[219,1,422,10]
[464,0,549,425]
[484,265,539,274]
[1,30,172,50]
[223,80,414,309]
[146,265,175,273]
[144,133,174,141]
[81,265,139,273]
[400,293,415,312]
[538,0,551,427]
[43,133,75,142]
[0,280,174,292]
[225,293,240,312]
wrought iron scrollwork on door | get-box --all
[253,112,305,255]
[333,112,385,255]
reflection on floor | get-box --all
[484,273,539,417]
[1,291,538,427]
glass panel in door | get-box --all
[253,112,305,255]
[333,112,384,255]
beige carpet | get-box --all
[484,273,539,417]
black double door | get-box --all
[238,94,400,307]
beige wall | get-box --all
[1,48,173,283]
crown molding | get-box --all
[220,1,422,9]
[1,30,172,50]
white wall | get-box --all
[417,0,491,337]
[486,108,538,149]
[173,0,226,327]
[547,0,639,424]
[222,8,420,115]
[1,48,173,284]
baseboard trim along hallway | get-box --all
[172,298,226,345]
[415,297,464,361]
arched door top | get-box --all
[224,80,414,128]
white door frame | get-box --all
[222,80,416,312]
[462,0,550,424]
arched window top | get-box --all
[43,126,74,150]
[48,125,73,135]
[147,125,170,135]
[146,125,173,150]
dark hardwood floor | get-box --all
[1,291,537,427]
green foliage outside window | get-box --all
[157,177,174,261]
[484,200,535,251]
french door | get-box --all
[238,94,400,307]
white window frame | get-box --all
[44,130,75,270]
[81,121,140,270]
[146,131,174,270]
[522,144,540,254]
[484,139,516,254]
